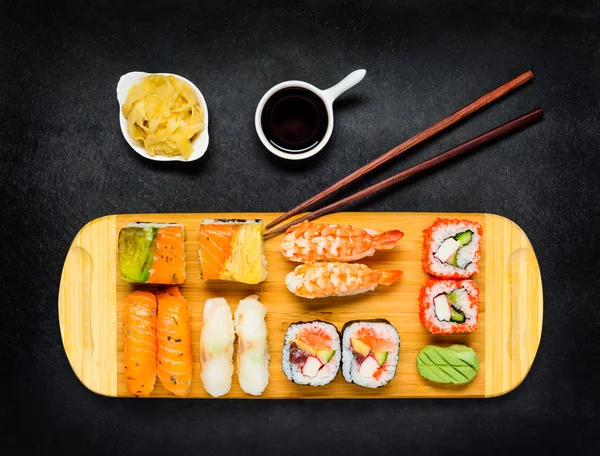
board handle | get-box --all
[59,246,95,368]
[506,247,543,370]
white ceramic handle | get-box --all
[322,69,366,103]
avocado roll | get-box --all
[341,319,400,388]
[282,321,341,386]
[118,223,186,284]
[422,218,482,279]
[419,279,479,334]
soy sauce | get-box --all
[261,87,329,153]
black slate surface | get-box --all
[1,0,599,454]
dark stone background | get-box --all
[1,0,598,454]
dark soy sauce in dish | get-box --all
[261,87,329,153]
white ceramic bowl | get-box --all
[255,69,366,161]
[116,71,209,162]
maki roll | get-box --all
[118,223,186,284]
[422,219,482,279]
[419,279,479,334]
[341,320,400,388]
[198,219,267,284]
[282,321,341,386]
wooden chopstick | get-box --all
[263,107,543,239]
[265,70,534,231]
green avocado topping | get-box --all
[416,344,479,385]
[118,226,157,282]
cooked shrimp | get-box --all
[285,262,403,299]
[281,221,403,263]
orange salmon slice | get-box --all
[199,224,238,280]
[354,327,395,353]
[148,226,186,284]
[297,326,333,350]
[123,290,157,397]
[156,286,193,397]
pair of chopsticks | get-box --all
[263,70,543,239]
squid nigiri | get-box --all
[200,298,235,397]
[285,262,403,299]
[156,286,193,397]
[281,221,403,263]
[123,290,157,397]
[234,295,269,396]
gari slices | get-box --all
[234,295,269,396]
[122,74,205,160]
[156,286,193,397]
[200,297,235,397]
[123,290,158,397]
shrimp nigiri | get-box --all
[200,298,235,397]
[285,262,403,299]
[281,221,403,263]
[156,286,193,397]
[123,290,157,397]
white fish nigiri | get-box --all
[234,295,269,396]
[200,297,235,397]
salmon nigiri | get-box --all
[124,290,157,397]
[156,286,193,397]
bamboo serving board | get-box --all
[59,212,542,399]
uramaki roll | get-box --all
[419,279,479,334]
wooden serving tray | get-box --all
[59,212,542,399]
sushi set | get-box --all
[58,211,543,398]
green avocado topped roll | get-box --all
[416,344,479,385]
